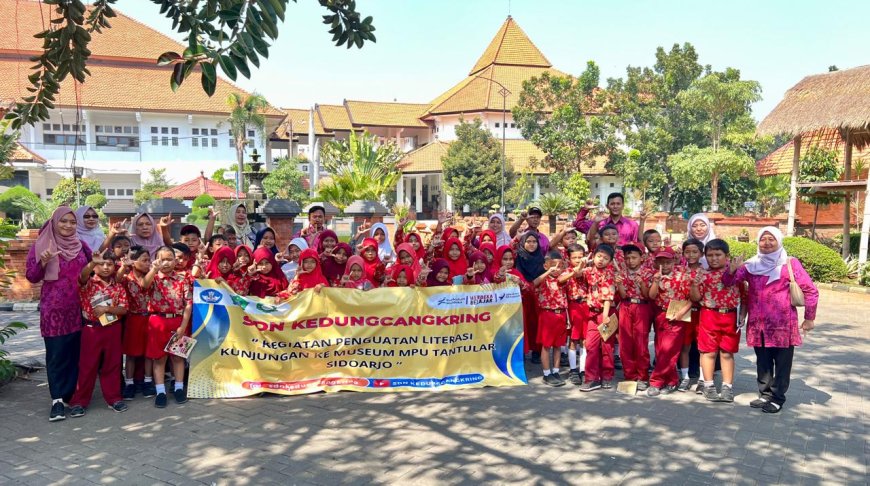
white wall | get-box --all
[433,113,523,141]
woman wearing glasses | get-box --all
[75,206,106,252]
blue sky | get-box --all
[114,0,869,120]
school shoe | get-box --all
[750,397,770,409]
[109,401,128,413]
[173,388,188,404]
[719,386,734,403]
[154,392,168,408]
[761,402,782,414]
[579,380,601,392]
[122,383,136,400]
[568,370,582,385]
[695,381,705,394]
[702,386,720,402]
[661,385,677,395]
[677,377,691,392]
[646,386,662,397]
[636,381,650,391]
[543,375,564,387]
[69,405,86,418]
[602,380,613,390]
[141,382,157,398]
[49,402,66,422]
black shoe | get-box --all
[579,380,602,392]
[660,385,677,395]
[677,377,691,392]
[761,401,782,414]
[530,352,542,364]
[695,381,705,395]
[560,352,569,367]
[141,382,157,398]
[750,397,769,409]
[568,370,582,385]
[49,402,66,422]
[646,386,661,397]
[155,392,167,408]
[579,371,585,384]
[719,386,734,403]
[543,374,564,387]
[602,380,613,389]
[122,383,136,401]
[69,405,86,418]
[702,386,720,402]
[614,356,623,370]
[637,381,650,391]
[109,401,128,413]
[173,388,188,404]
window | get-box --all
[510,123,516,128]
[161,127,168,134]
[95,124,139,150]
[210,138,217,148]
[107,189,116,196]
[595,183,599,188]
[194,127,218,148]
[161,136,169,146]
[125,189,134,196]
[151,127,158,134]
[171,127,179,135]
[495,123,500,128]
[229,138,235,148]
[172,137,179,147]
[210,129,218,136]
[46,188,53,196]
[192,138,199,147]
[610,182,615,188]
[192,128,200,135]
[42,123,85,147]
[247,129,255,138]
[151,136,158,146]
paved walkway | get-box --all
[0,288,866,485]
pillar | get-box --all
[843,131,852,258]
[786,135,801,236]
[396,175,405,207]
[533,176,541,201]
[415,175,424,213]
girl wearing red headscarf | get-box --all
[442,237,468,279]
[341,255,374,290]
[480,242,497,271]
[422,259,453,287]
[321,242,351,287]
[205,246,250,294]
[358,238,385,287]
[234,245,253,273]
[281,249,328,298]
[394,243,421,281]
[463,251,494,285]
[247,247,289,298]
[403,233,426,261]
[385,264,414,288]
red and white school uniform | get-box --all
[536,272,569,348]
[584,266,618,382]
[618,266,654,382]
[566,273,589,342]
[696,268,741,354]
[681,265,703,348]
[146,272,192,360]
[650,269,691,388]
[123,272,150,357]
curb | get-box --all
[0,302,39,312]
[817,282,870,294]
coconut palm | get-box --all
[536,192,576,234]
[226,92,268,196]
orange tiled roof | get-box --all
[9,142,46,164]
[159,172,242,200]
[469,16,552,75]
[272,108,330,139]
[344,100,429,128]
[399,139,609,176]
[757,129,870,176]
[316,104,354,131]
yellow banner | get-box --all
[188,280,527,397]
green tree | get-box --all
[799,146,844,238]
[7,1,376,128]
[0,186,40,220]
[546,172,591,209]
[667,145,755,211]
[0,123,18,180]
[187,194,216,223]
[212,163,253,193]
[133,168,172,205]
[263,156,309,202]
[226,93,268,195]
[514,62,622,174]
[754,175,790,218]
[505,170,534,210]
[441,120,512,214]
[84,193,108,210]
[51,177,101,207]
[318,130,402,211]
[536,192,576,234]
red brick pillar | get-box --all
[3,229,41,301]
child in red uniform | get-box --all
[205,246,250,294]
[615,244,654,388]
[533,251,573,386]
[247,247,289,298]
[640,230,663,271]
[321,242,351,287]
[143,246,193,408]
[442,237,469,280]
[463,251,493,285]
[117,245,156,399]
[359,238,386,287]
[341,255,375,290]
[68,252,129,417]
[678,238,704,391]
[690,239,742,402]
[565,244,589,385]
[579,244,618,392]
[647,247,692,397]
[281,249,328,298]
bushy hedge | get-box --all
[724,236,848,283]
[832,232,869,260]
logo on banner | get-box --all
[199,289,223,304]
[427,286,522,310]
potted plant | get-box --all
[737,228,750,243]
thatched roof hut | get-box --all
[756,64,870,263]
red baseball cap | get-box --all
[654,247,676,260]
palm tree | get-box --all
[318,131,402,212]
[536,192,576,234]
[226,93,268,196]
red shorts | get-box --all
[568,301,589,341]
[146,315,182,360]
[698,308,740,354]
[123,313,150,356]
[537,309,568,348]
[683,307,700,346]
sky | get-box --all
[113,0,870,121]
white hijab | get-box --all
[744,226,788,285]
[489,213,512,247]
[688,213,716,244]
[228,202,254,247]
[370,223,395,261]
[281,237,309,281]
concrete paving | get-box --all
[0,288,866,485]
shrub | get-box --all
[860,263,870,287]
[84,193,108,210]
[192,194,216,209]
[832,232,869,260]
[726,236,848,283]
[0,186,39,219]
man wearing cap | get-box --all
[582,192,639,247]
[509,206,550,254]
[293,205,326,248]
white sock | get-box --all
[579,348,587,372]
[156,384,166,394]
[551,368,559,374]
[568,349,577,369]
[144,376,153,383]
[543,369,551,376]
[174,382,184,391]
[52,398,63,405]
[723,382,732,388]
[680,368,689,379]
[125,378,134,385]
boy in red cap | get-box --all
[647,247,692,397]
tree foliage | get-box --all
[133,168,172,205]
[0,123,18,181]
[505,170,534,210]
[441,120,512,213]
[317,131,402,211]
[667,145,755,209]
[84,193,108,210]
[263,156,309,202]
[514,62,622,174]
[6,0,376,128]
[799,146,843,206]
[754,175,790,217]
[547,172,591,209]
[0,186,40,220]
[51,177,102,207]
[536,192,575,234]
[226,92,268,195]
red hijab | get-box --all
[235,245,253,263]
[395,242,421,280]
[321,242,350,286]
[403,232,426,260]
[442,237,468,278]
[495,245,527,283]
[386,264,413,287]
[294,248,328,289]
[206,246,236,279]
[440,226,460,242]
[248,247,289,297]
[480,242,497,273]
[343,255,374,290]
[359,237,383,284]
[478,230,497,247]
[315,230,339,254]
[426,258,452,287]
[467,250,493,284]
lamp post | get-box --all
[72,166,84,207]
[474,75,510,211]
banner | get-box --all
[188,280,527,398]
